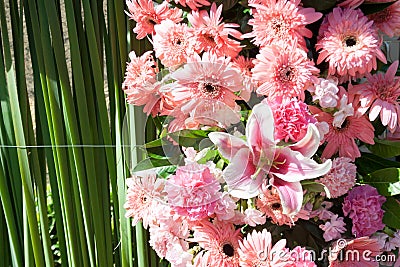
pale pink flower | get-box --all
[316,8,386,82]
[371,232,390,250]
[124,170,166,229]
[231,56,255,101]
[368,1,400,37]
[165,242,193,267]
[310,106,375,160]
[284,246,317,267]
[238,229,287,267]
[188,3,243,58]
[332,94,354,128]
[243,0,322,49]
[339,0,395,9]
[190,220,242,267]
[329,237,382,267]
[256,183,295,226]
[342,185,386,237]
[293,202,313,221]
[153,20,196,68]
[385,230,400,251]
[122,51,162,115]
[213,193,237,221]
[165,163,222,221]
[243,208,266,227]
[126,0,182,39]
[268,98,317,143]
[310,201,335,221]
[350,61,400,133]
[319,215,347,242]
[172,0,210,10]
[210,102,331,213]
[308,78,340,108]
[317,157,357,198]
[252,42,319,101]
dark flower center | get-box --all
[335,118,350,132]
[199,83,220,98]
[271,202,281,210]
[279,66,296,82]
[344,36,357,47]
[223,243,235,257]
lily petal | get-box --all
[223,148,264,199]
[271,147,332,182]
[290,124,320,158]
[246,102,275,152]
[271,177,303,215]
[208,132,247,161]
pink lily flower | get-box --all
[209,102,331,215]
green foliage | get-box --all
[363,168,400,196]
[301,0,336,11]
[367,138,400,158]
[383,197,400,229]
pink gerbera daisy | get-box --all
[310,107,375,160]
[368,1,400,37]
[153,19,196,68]
[188,3,243,58]
[124,170,166,229]
[190,220,242,267]
[172,0,210,10]
[316,8,387,82]
[238,229,287,267]
[126,0,182,39]
[350,61,400,132]
[243,0,322,49]
[338,0,395,9]
[252,42,319,101]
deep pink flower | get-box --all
[350,61,400,133]
[317,157,357,198]
[252,42,319,101]
[342,185,386,237]
[172,0,210,10]
[126,0,182,39]
[284,246,317,267]
[188,3,243,58]
[164,163,222,221]
[124,170,166,229]
[316,8,386,82]
[190,220,242,267]
[243,0,322,49]
[238,229,287,267]
[153,19,196,68]
[338,0,395,9]
[269,98,317,143]
[368,1,400,37]
[329,237,382,267]
[310,106,375,160]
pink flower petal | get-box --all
[289,124,320,158]
[208,132,247,161]
[271,177,303,215]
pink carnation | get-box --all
[342,185,386,237]
[317,157,357,198]
[165,163,222,221]
[269,98,317,143]
[243,208,266,227]
[319,215,347,242]
[308,78,340,108]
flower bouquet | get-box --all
[122,0,400,266]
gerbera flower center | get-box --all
[335,118,349,131]
[198,82,221,98]
[343,36,358,47]
[270,17,289,38]
[271,202,281,210]
[278,66,296,82]
[222,243,235,257]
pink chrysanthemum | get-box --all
[252,43,319,101]
[317,157,357,198]
[310,107,375,160]
[238,229,287,267]
[269,98,317,143]
[166,52,243,115]
[319,215,347,242]
[172,0,210,10]
[153,19,196,68]
[243,0,322,49]
[329,237,382,267]
[284,246,317,267]
[316,8,386,82]
[256,183,294,226]
[126,0,182,39]
[124,170,166,229]
[342,185,386,237]
[350,61,400,133]
[188,3,243,58]
[368,1,400,37]
[191,220,242,267]
[164,163,222,221]
[231,55,255,101]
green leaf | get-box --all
[367,138,400,158]
[359,1,396,15]
[168,129,211,150]
[355,152,400,176]
[301,0,336,11]
[133,158,177,173]
[363,168,400,196]
[301,181,331,198]
[382,197,400,229]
